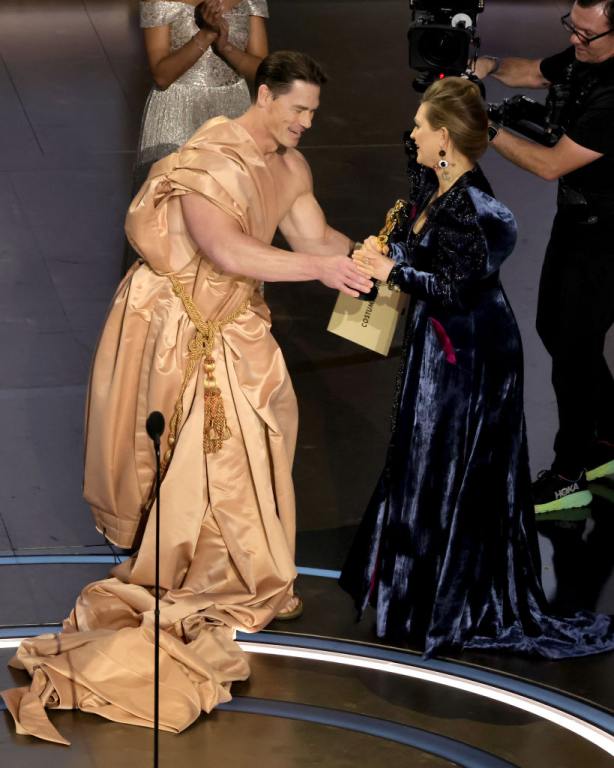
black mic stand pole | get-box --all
[146,411,165,768]
[153,432,160,768]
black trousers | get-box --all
[536,209,614,477]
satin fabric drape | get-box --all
[2,118,298,744]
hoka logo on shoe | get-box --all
[555,482,580,499]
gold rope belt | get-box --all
[159,276,249,475]
[140,278,249,527]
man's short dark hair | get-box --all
[255,51,328,98]
[577,0,614,28]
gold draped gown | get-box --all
[1,117,298,745]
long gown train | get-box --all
[340,165,614,659]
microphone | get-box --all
[145,410,165,767]
[146,411,165,446]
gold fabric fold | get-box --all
[2,117,297,743]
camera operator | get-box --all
[474,0,614,514]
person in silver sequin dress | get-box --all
[137,0,269,182]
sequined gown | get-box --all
[340,163,614,660]
[137,0,268,181]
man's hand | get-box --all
[317,254,374,297]
[472,56,499,80]
[471,56,549,88]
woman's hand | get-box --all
[196,0,224,33]
[213,16,230,53]
[209,6,268,81]
[352,236,394,283]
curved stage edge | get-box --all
[1,568,614,767]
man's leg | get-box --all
[586,326,614,481]
[536,222,593,478]
[533,218,614,511]
[550,332,607,477]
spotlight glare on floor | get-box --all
[2,634,612,758]
[239,642,614,758]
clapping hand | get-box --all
[195,0,225,34]
[352,236,394,283]
[214,16,230,53]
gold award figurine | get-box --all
[327,200,409,356]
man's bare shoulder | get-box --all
[279,148,313,188]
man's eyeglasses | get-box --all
[560,12,613,45]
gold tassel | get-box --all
[203,387,231,453]
[202,355,230,453]
[142,286,248,520]
[164,278,249,463]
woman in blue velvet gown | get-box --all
[340,77,614,659]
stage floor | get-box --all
[0,528,614,768]
[2,563,614,767]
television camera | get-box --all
[407,1,565,146]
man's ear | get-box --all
[256,83,274,108]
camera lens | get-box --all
[418,28,465,68]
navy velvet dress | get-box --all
[339,163,614,659]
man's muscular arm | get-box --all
[490,131,603,181]
[476,51,603,179]
[473,56,550,88]
[280,191,353,256]
[279,153,353,256]
[180,194,371,297]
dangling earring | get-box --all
[438,149,451,180]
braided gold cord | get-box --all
[169,275,248,456]
[144,279,249,513]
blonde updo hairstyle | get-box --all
[421,77,488,163]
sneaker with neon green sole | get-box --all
[586,441,614,482]
[533,469,592,514]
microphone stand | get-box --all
[153,432,161,768]
[146,411,165,768]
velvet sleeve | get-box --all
[389,241,411,265]
[389,197,487,310]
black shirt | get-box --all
[540,46,614,195]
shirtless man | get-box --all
[3,52,373,745]
[174,51,373,619]
[181,51,367,294]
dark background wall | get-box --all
[0,1,611,575]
